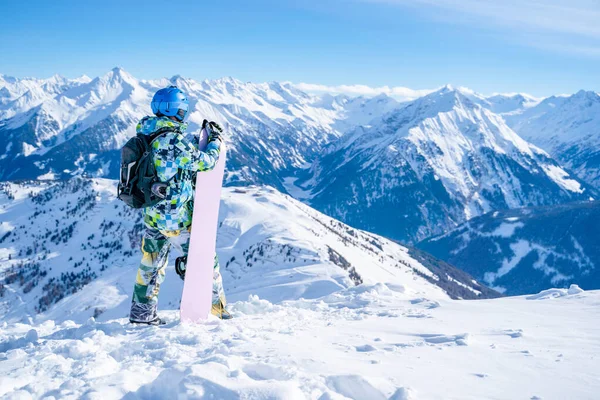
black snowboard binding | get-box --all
[175,256,187,281]
[129,316,166,326]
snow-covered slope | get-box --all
[1,272,598,399]
[0,74,91,120]
[419,201,600,295]
[0,178,494,325]
[483,93,542,115]
[422,87,541,116]
[305,87,594,242]
[504,90,600,189]
[0,69,399,190]
[1,180,599,400]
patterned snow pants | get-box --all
[129,227,226,323]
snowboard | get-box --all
[180,127,226,322]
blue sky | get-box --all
[0,0,598,96]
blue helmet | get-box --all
[151,86,189,122]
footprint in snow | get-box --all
[503,329,523,338]
[242,363,293,381]
[355,344,377,352]
[410,298,440,309]
[390,343,416,349]
[377,310,401,318]
[403,311,431,319]
[389,387,417,400]
[325,375,388,400]
[419,333,470,346]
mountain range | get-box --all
[418,201,600,295]
[504,90,600,189]
[1,69,599,295]
[0,68,398,191]
[306,86,595,242]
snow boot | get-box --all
[129,316,166,326]
[211,300,232,320]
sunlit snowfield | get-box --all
[1,284,598,399]
[1,181,598,399]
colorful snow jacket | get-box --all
[136,116,221,231]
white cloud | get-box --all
[368,0,600,36]
[293,82,436,101]
[361,0,600,56]
[526,37,600,58]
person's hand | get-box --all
[202,119,223,144]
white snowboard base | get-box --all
[180,128,226,322]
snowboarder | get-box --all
[128,86,230,325]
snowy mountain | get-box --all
[304,86,594,243]
[438,87,542,116]
[418,201,600,295]
[0,178,495,323]
[504,90,600,189]
[1,179,599,400]
[2,74,600,397]
[0,69,399,191]
[0,73,92,120]
[483,93,542,115]
[3,72,598,244]
[3,71,600,282]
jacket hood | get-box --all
[136,116,188,136]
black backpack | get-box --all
[117,128,172,208]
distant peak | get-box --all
[102,67,135,83]
[0,74,18,84]
[412,84,483,113]
[109,67,133,79]
[430,85,463,98]
[169,74,188,86]
[76,74,92,83]
[215,76,243,85]
[371,92,391,100]
[433,84,459,95]
[572,89,599,100]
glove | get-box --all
[202,119,223,144]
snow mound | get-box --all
[526,284,585,300]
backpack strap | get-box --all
[147,126,176,144]
[138,126,182,205]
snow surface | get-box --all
[541,165,583,194]
[505,91,600,188]
[0,180,599,399]
[1,285,598,399]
